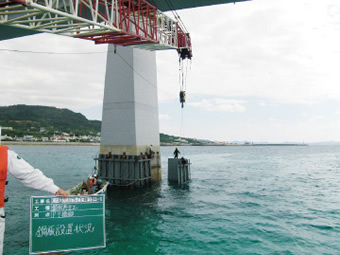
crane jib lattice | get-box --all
[0,0,192,57]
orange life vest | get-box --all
[87,179,93,188]
[0,145,8,208]
[87,178,97,188]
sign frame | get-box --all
[29,195,106,254]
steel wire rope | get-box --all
[180,106,184,137]
[113,50,175,99]
[114,51,158,89]
[178,58,182,91]
[112,51,188,143]
[168,2,188,33]
[180,58,190,92]
[0,48,107,54]
[165,0,191,150]
[178,58,186,156]
[177,100,185,157]
[2,46,180,130]
[3,44,190,156]
[164,0,189,33]
[0,47,174,98]
[184,59,191,91]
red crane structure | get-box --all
[0,0,248,57]
[0,0,192,58]
[0,0,248,184]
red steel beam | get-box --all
[6,0,191,56]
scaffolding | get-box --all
[0,0,192,54]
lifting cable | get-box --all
[178,56,191,109]
[163,0,192,147]
[163,0,192,109]
[164,0,189,33]
[179,58,185,108]
[178,55,191,142]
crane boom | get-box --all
[0,0,192,57]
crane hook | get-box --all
[179,91,186,108]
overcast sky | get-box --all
[1,0,340,142]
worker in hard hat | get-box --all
[92,174,98,194]
[87,175,97,194]
[0,145,68,254]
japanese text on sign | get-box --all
[30,195,105,254]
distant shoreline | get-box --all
[1,141,308,146]
[1,141,100,146]
[251,144,308,146]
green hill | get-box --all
[0,105,101,137]
[0,104,205,144]
[160,133,203,145]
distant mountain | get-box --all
[0,105,101,136]
[0,105,205,144]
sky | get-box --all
[1,0,340,143]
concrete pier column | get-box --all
[100,45,161,181]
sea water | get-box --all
[3,145,340,254]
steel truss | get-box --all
[0,0,192,53]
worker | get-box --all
[180,157,188,165]
[87,175,97,194]
[174,147,180,159]
[140,152,145,159]
[149,145,154,158]
[0,145,68,254]
[91,175,98,194]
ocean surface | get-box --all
[3,145,340,254]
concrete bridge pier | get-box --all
[99,44,161,184]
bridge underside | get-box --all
[0,24,39,40]
[0,0,248,41]
[147,0,249,11]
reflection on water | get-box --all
[104,184,163,255]
[4,145,340,254]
